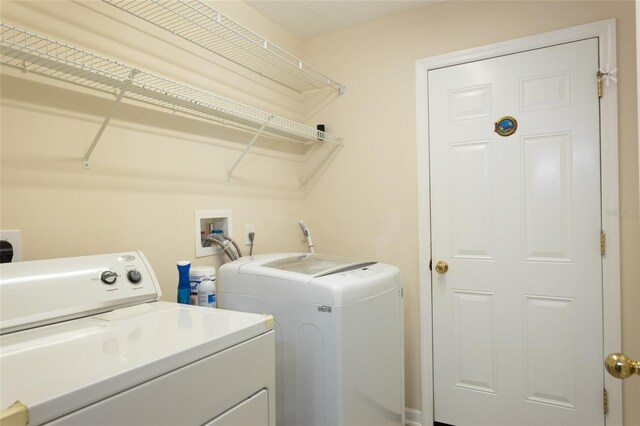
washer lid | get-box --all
[263,254,374,277]
[219,253,401,306]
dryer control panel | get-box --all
[0,251,162,334]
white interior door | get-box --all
[429,39,604,426]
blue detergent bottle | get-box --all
[176,261,191,304]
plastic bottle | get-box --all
[189,266,215,305]
[176,261,191,304]
[197,277,216,308]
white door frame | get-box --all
[416,19,621,426]
[637,3,640,195]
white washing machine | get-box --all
[0,252,275,426]
[217,253,404,426]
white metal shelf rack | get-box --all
[0,23,342,182]
[103,0,345,95]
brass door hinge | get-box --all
[600,231,605,256]
[603,388,609,414]
[597,71,608,99]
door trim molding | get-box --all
[415,19,621,426]
[637,3,640,199]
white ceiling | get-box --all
[244,1,438,40]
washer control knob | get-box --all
[100,271,118,285]
[127,270,142,284]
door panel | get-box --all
[524,295,576,408]
[450,141,493,260]
[429,39,603,426]
[453,290,496,393]
[522,132,573,262]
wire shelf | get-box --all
[102,0,345,94]
[0,23,342,145]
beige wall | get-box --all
[302,1,640,423]
[1,0,639,424]
[0,0,313,298]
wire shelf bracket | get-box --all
[299,141,342,186]
[82,70,138,168]
[225,116,272,183]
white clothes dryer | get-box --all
[217,253,404,426]
[0,252,275,426]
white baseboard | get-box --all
[405,407,422,426]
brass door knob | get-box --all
[435,261,448,274]
[605,353,640,379]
